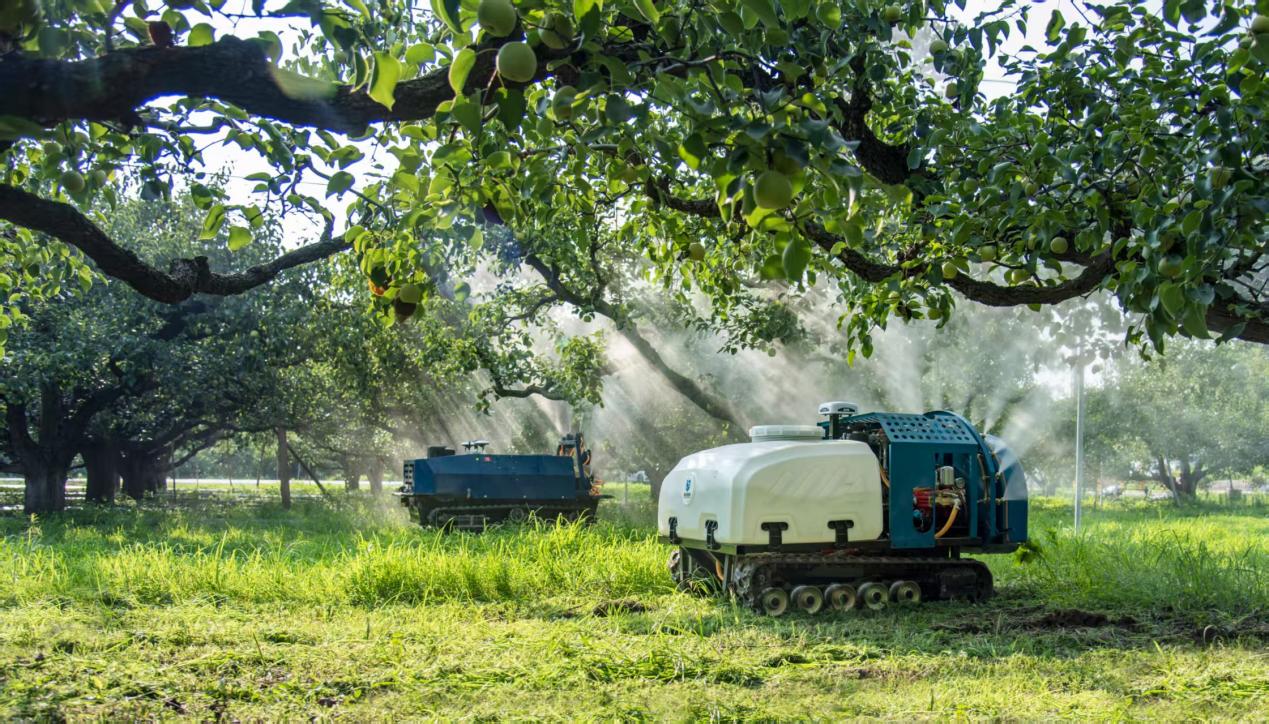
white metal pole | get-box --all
[1074,337,1086,532]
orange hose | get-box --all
[935,504,960,539]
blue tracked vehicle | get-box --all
[658,402,1028,615]
[400,433,602,531]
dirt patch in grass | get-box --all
[591,599,650,617]
[1032,609,1114,628]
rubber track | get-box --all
[728,553,992,611]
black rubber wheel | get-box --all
[890,580,922,605]
[857,582,889,611]
[791,585,825,615]
[760,587,790,617]
[825,583,857,611]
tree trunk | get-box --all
[120,450,168,500]
[276,427,291,509]
[367,457,384,495]
[23,462,69,515]
[1176,458,1205,500]
[344,456,361,491]
[82,439,120,504]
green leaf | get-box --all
[486,150,513,168]
[842,220,863,247]
[451,96,482,133]
[227,226,252,251]
[574,0,603,35]
[370,52,403,110]
[431,0,463,34]
[1182,305,1209,338]
[1179,0,1205,24]
[270,67,338,100]
[759,254,785,280]
[1044,10,1064,42]
[739,0,780,27]
[37,28,68,57]
[405,43,435,64]
[200,204,226,240]
[678,133,707,169]
[0,115,47,140]
[632,0,659,24]
[245,205,265,229]
[1252,37,1269,65]
[1163,0,1181,27]
[1181,210,1202,236]
[326,171,355,197]
[449,47,476,95]
[343,0,372,18]
[189,23,215,47]
[1159,282,1185,317]
[496,88,526,129]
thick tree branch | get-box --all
[0,184,348,303]
[832,57,914,185]
[4,400,37,462]
[649,180,1268,343]
[521,252,747,430]
[489,383,568,400]
[1204,299,1269,345]
[0,35,609,134]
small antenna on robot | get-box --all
[818,401,858,439]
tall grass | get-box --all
[1009,499,1269,621]
[0,497,670,609]
[1,494,1265,624]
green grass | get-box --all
[1,492,1266,720]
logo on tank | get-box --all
[682,476,694,504]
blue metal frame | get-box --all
[407,453,586,500]
[837,410,1025,550]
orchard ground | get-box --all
[1,488,1266,720]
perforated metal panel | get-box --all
[847,412,977,445]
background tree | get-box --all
[1082,339,1269,501]
[0,192,327,512]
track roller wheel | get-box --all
[759,587,790,617]
[790,585,824,615]
[857,582,889,611]
[890,580,922,605]
[824,583,857,611]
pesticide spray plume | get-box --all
[392,237,1126,504]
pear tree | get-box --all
[0,0,1264,361]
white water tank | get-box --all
[657,438,884,547]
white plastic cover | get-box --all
[817,401,859,416]
[658,439,884,546]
